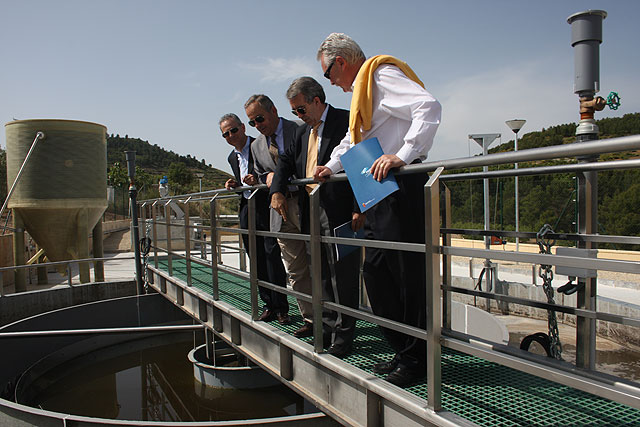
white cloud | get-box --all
[429,57,578,162]
[238,57,317,82]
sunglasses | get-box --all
[323,60,335,80]
[248,115,265,127]
[221,127,239,138]
[291,106,307,117]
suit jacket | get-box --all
[227,136,269,230]
[250,117,301,232]
[271,105,355,234]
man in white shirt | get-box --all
[314,33,442,387]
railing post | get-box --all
[67,262,73,287]
[442,183,452,331]
[309,185,324,354]
[576,169,597,370]
[239,232,247,271]
[184,199,192,287]
[165,202,173,276]
[152,202,159,269]
[209,196,219,300]
[425,166,443,411]
[247,190,259,320]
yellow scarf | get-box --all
[349,55,425,144]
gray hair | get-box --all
[316,33,365,65]
[286,77,326,104]
[244,94,275,111]
[218,113,242,127]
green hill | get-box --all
[446,113,640,249]
[2,114,639,241]
[106,134,232,189]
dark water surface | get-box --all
[30,338,312,422]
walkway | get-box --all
[156,258,640,426]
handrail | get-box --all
[139,135,640,413]
[137,134,640,204]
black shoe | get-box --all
[258,309,276,322]
[277,312,291,325]
[385,364,426,388]
[373,354,400,374]
[293,322,313,338]
[327,342,352,358]
[323,333,333,349]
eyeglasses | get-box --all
[323,60,335,80]
[221,127,239,138]
[291,106,307,117]
[248,115,265,127]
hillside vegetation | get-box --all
[445,113,640,249]
[2,113,639,240]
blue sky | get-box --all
[2,1,639,175]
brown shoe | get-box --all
[258,309,276,322]
[277,312,291,325]
[293,322,313,338]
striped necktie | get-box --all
[305,121,322,193]
[269,134,279,163]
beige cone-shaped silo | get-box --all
[5,119,108,283]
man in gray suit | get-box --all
[244,94,311,328]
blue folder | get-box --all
[340,137,399,212]
[333,220,365,261]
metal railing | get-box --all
[139,133,640,412]
[0,255,136,297]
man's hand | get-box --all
[352,212,365,231]
[271,192,288,222]
[225,178,239,190]
[313,165,332,182]
[370,154,406,182]
[266,172,275,188]
[242,174,257,186]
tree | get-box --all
[168,162,193,193]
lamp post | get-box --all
[469,133,500,310]
[195,172,204,193]
[506,119,526,253]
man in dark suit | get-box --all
[220,113,289,324]
[244,94,309,326]
[270,77,363,357]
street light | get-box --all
[505,119,526,253]
[195,172,205,193]
[469,133,501,310]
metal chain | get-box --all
[536,224,563,360]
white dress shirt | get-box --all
[324,64,442,173]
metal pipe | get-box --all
[441,158,640,180]
[0,324,204,338]
[125,151,144,295]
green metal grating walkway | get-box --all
[161,259,640,426]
